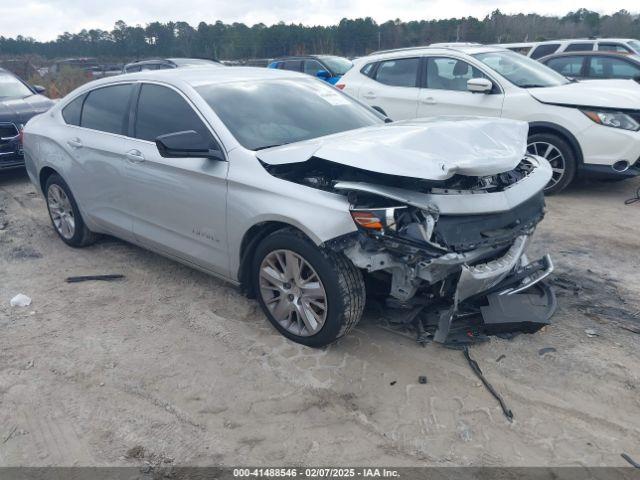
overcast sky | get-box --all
[1,0,637,41]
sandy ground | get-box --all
[0,169,639,468]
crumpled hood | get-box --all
[0,95,54,124]
[257,117,528,181]
[528,80,640,110]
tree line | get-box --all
[1,9,639,61]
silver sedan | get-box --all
[23,67,555,347]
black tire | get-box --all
[252,228,365,348]
[44,174,97,247]
[527,133,577,195]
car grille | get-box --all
[0,123,19,140]
[0,122,23,166]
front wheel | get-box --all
[527,133,577,195]
[45,174,97,247]
[252,228,365,347]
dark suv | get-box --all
[0,68,54,170]
[122,58,222,73]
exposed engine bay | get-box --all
[260,154,556,346]
[256,118,557,345]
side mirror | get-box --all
[316,69,331,79]
[32,85,46,94]
[467,77,493,94]
[155,130,224,161]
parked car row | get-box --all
[498,37,640,59]
[9,39,640,347]
[338,44,640,193]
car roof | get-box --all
[365,44,505,60]
[76,66,307,92]
[532,38,636,44]
[539,51,640,62]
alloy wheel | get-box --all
[47,184,75,239]
[527,141,566,191]
[259,249,328,337]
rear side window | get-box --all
[530,44,561,59]
[134,84,213,143]
[360,62,376,77]
[545,56,584,76]
[62,94,85,126]
[564,43,593,52]
[374,58,419,87]
[81,84,133,135]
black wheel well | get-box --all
[528,122,583,165]
[39,166,58,194]
[237,221,309,298]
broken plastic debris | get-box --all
[10,294,31,307]
[584,329,599,338]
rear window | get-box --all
[80,84,133,135]
[598,43,632,53]
[530,44,561,59]
[374,58,419,87]
[62,94,85,126]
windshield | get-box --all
[0,72,33,99]
[318,56,353,76]
[473,50,570,88]
[629,40,640,53]
[196,78,382,150]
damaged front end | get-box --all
[258,118,557,345]
[331,158,556,345]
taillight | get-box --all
[335,83,345,90]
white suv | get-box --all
[338,45,640,193]
[497,38,640,59]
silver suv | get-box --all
[23,67,555,347]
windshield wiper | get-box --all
[254,143,287,151]
[518,84,545,88]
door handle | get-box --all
[421,97,436,105]
[362,91,377,99]
[67,138,83,149]
[125,149,145,163]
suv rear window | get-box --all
[373,58,419,87]
[80,84,133,135]
[530,44,561,59]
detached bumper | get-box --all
[433,237,556,343]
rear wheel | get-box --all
[45,174,97,247]
[527,133,576,195]
[253,228,365,347]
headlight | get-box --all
[581,110,640,131]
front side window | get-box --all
[134,84,213,143]
[564,43,593,52]
[80,84,133,135]
[474,50,570,88]
[196,78,383,151]
[62,94,85,126]
[545,56,585,76]
[425,57,487,91]
[588,57,640,79]
[530,44,561,59]
[304,60,325,76]
[0,72,33,99]
[374,58,419,87]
